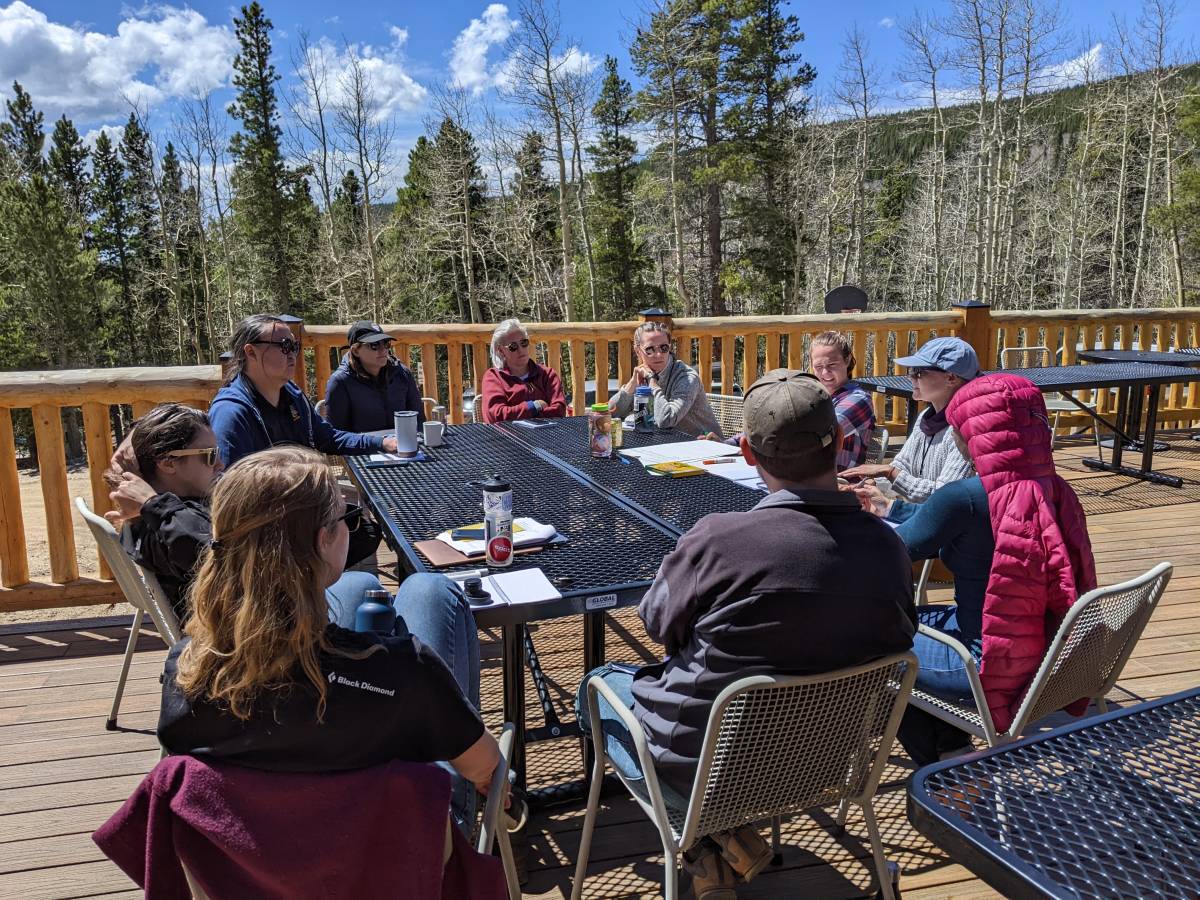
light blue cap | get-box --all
[895,337,980,380]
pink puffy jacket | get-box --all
[946,374,1097,732]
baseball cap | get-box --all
[742,369,837,460]
[895,337,980,380]
[347,321,391,345]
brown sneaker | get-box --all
[710,825,773,882]
[682,844,737,900]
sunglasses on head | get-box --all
[641,343,671,356]
[331,503,363,533]
[505,338,531,352]
[909,366,945,379]
[163,447,219,466]
[253,338,301,356]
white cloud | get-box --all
[878,17,895,28]
[303,31,427,122]
[82,123,125,148]
[0,2,237,123]
[556,46,598,77]
[450,3,518,95]
[1038,43,1105,91]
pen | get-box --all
[702,458,737,465]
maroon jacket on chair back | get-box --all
[946,374,1097,732]
[93,755,505,900]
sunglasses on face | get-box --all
[253,338,301,356]
[362,341,393,352]
[505,338,531,352]
[641,343,671,356]
[909,367,945,379]
[163,447,219,466]
[331,503,363,533]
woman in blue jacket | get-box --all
[324,322,424,433]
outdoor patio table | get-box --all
[344,419,763,801]
[907,686,1200,899]
[857,362,1200,487]
[1075,350,1200,454]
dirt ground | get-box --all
[2,466,136,626]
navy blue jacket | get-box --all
[324,355,424,433]
[209,374,383,467]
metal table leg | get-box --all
[502,622,527,791]
[1083,383,1183,487]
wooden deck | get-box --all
[3,437,1200,899]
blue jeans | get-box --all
[326,572,482,834]
[575,664,690,811]
[899,605,982,766]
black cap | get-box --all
[347,321,391,345]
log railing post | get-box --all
[0,409,29,588]
[954,301,993,370]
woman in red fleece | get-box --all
[480,318,569,423]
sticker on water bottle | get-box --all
[585,593,618,611]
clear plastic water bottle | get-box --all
[634,385,654,433]
[482,475,513,567]
[354,589,396,634]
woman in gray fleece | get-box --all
[608,322,722,438]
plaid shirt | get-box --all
[832,381,876,471]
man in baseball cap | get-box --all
[574,368,916,895]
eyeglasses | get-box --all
[361,341,393,352]
[505,338,530,352]
[909,367,945,379]
[253,338,301,356]
[331,503,363,533]
[163,447,219,466]
[641,343,671,356]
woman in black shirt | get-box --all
[158,445,498,834]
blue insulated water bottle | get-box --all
[354,588,396,634]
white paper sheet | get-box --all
[435,517,557,556]
[481,568,562,606]
[511,418,558,429]
[619,440,742,465]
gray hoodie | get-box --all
[610,356,722,438]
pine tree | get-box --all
[92,131,136,358]
[0,82,46,177]
[227,2,293,310]
[587,57,647,318]
[47,115,90,221]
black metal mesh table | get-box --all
[858,364,1200,487]
[497,418,763,533]
[907,687,1200,898]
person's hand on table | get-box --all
[700,431,721,442]
[530,399,547,413]
[381,435,399,452]
[840,462,895,482]
[854,482,893,518]
[105,472,157,525]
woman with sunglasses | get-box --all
[106,404,414,629]
[842,336,978,510]
[480,318,568,423]
[608,322,722,437]
[159,446,498,837]
[324,321,424,433]
[209,314,400,467]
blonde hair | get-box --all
[176,446,367,720]
[812,331,856,378]
[633,321,671,347]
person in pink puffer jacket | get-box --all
[894,373,1097,763]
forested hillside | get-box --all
[1,0,1198,378]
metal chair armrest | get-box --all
[585,674,682,845]
[477,723,515,855]
[916,624,999,744]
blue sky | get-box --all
[1,1,1189,155]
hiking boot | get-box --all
[711,824,773,882]
[682,844,737,900]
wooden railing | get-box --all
[3,304,1200,613]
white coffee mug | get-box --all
[393,410,419,456]
[423,420,444,447]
